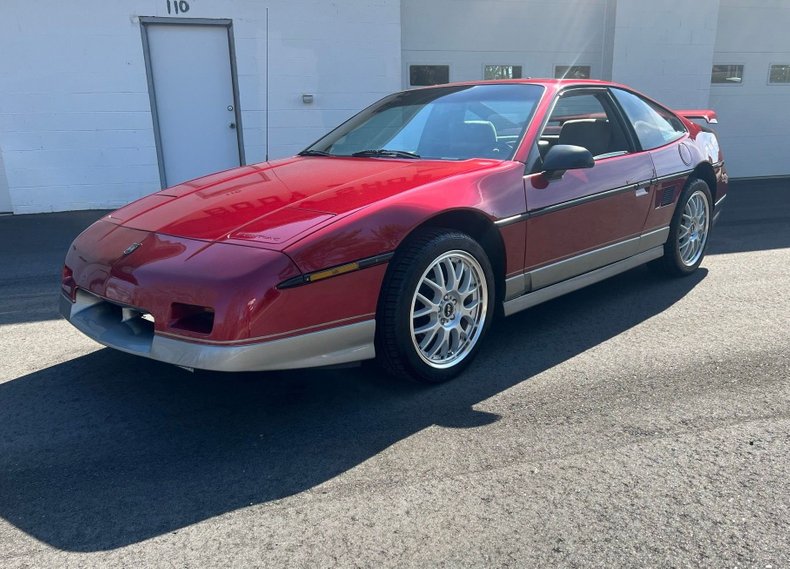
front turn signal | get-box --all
[61,265,77,301]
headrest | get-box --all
[558,119,611,157]
[458,121,498,145]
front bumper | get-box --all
[59,290,376,372]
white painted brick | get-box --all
[2,0,788,212]
[711,2,790,176]
[611,0,720,108]
[0,0,401,213]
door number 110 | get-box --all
[166,0,190,14]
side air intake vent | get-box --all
[660,186,675,207]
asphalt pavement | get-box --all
[0,178,788,568]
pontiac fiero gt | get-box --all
[61,79,727,382]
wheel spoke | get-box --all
[440,330,451,359]
[419,326,439,351]
[448,327,461,354]
[432,264,446,292]
[462,299,480,316]
[460,313,477,331]
[413,305,435,319]
[424,276,445,299]
[413,315,439,336]
[458,266,472,294]
[443,258,458,291]
[416,291,436,307]
[427,328,447,358]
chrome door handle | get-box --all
[635,185,650,197]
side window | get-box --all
[537,91,631,163]
[611,88,686,150]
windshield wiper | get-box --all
[351,149,421,159]
[298,149,333,157]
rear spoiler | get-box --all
[676,109,718,124]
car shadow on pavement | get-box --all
[0,266,707,552]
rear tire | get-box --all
[375,229,495,383]
[654,178,712,277]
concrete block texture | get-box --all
[1,0,788,212]
[611,0,721,108]
[0,0,401,213]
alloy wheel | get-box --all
[678,189,710,266]
[409,250,488,369]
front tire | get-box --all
[376,229,495,383]
[655,178,712,276]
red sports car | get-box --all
[60,79,727,383]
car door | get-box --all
[609,88,692,238]
[522,88,656,291]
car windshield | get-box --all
[302,84,544,161]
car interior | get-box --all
[417,118,514,160]
[535,91,633,170]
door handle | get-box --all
[229,122,236,129]
[635,184,650,197]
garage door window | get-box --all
[555,65,591,79]
[410,65,450,86]
[769,64,790,84]
[711,64,744,84]
[484,65,522,80]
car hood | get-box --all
[108,156,501,249]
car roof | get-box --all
[409,78,618,89]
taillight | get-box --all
[169,303,215,335]
[61,265,76,301]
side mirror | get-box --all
[542,144,594,178]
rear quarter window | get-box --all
[611,88,686,150]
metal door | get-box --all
[142,19,244,187]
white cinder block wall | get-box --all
[610,0,720,108]
[401,0,610,83]
[1,0,788,214]
[710,0,790,178]
[0,0,401,213]
[0,2,161,213]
